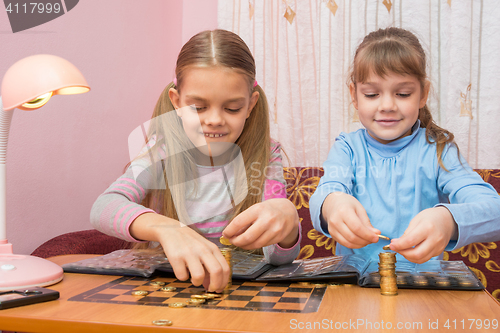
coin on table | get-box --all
[169,302,187,308]
[152,320,172,326]
[188,298,206,305]
[191,294,210,299]
[131,290,149,296]
[220,236,232,246]
[204,293,222,299]
[150,281,166,286]
[160,286,177,292]
[314,283,327,288]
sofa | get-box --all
[32,167,500,301]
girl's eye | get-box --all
[190,105,206,112]
[364,94,378,98]
[226,108,242,113]
[398,93,411,98]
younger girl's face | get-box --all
[350,71,429,144]
[169,67,259,156]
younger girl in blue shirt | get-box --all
[310,27,500,264]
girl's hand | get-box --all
[130,213,230,292]
[322,192,380,248]
[389,207,458,264]
[222,198,300,249]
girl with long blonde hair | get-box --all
[91,30,300,292]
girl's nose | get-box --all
[203,108,224,126]
[379,95,396,112]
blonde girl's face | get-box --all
[169,67,259,157]
[350,71,430,144]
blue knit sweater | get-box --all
[310,121,500,262]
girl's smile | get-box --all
[350,71,429,144]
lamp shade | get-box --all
[1,54,90,111]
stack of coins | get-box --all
[220,248,233,291]
[378,252,397,296]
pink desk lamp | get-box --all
[0,54,90,290]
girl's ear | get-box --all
[420,80,431,109]
[169,88,182,117]
[349,83,358,109]
[247,91,260,119]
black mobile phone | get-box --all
[0,287,59,310]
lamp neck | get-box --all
[0,96,13,244]
[0,97,14,165]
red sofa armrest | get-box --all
[31,229,129,259]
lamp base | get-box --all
[0,253,63,291]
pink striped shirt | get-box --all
[90,140,301,265]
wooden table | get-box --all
[1,255,500,333]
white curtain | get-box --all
[218,0,500,168]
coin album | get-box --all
[62,250,484,290]
[62,249,272,280]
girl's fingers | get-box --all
[168,258,191,282]
[184,256,208,287]
[329,218,371,248]
[390,222,426,252]
[397,240,435,264]
[354,205,380,242]
[341,209,378,244]
[328,226,367,249]
[209,249,230,291]
[230,218,271,249]
[223,206,258,238]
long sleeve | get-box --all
[309,133,354,236]
[309,122,500,262]
[435,144,500,249]
[91,139,302,265]
[90,140,163,242]
[262,140,302,265]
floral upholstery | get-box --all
[284,167,500,301]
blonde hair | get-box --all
[134,30,271,248]
[349,27,458,170]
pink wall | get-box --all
[0,0,218,254]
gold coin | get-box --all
[378,265,396,269]
[160,286,177,292]
[169,302,187,308]
[188,298,206,305]
[314,283,327,288]
[458,279,474,287]
[412,276,428,286]
[298,282,312,286]
[150,281,166,286]
[435,277,451,287]
[191,294,210,299]
[204,293,222,298]
[152,320,172,326]
[382,245,392,251]
[378,234,391,241]
[220,236,232,246]
[131,290,149,296]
